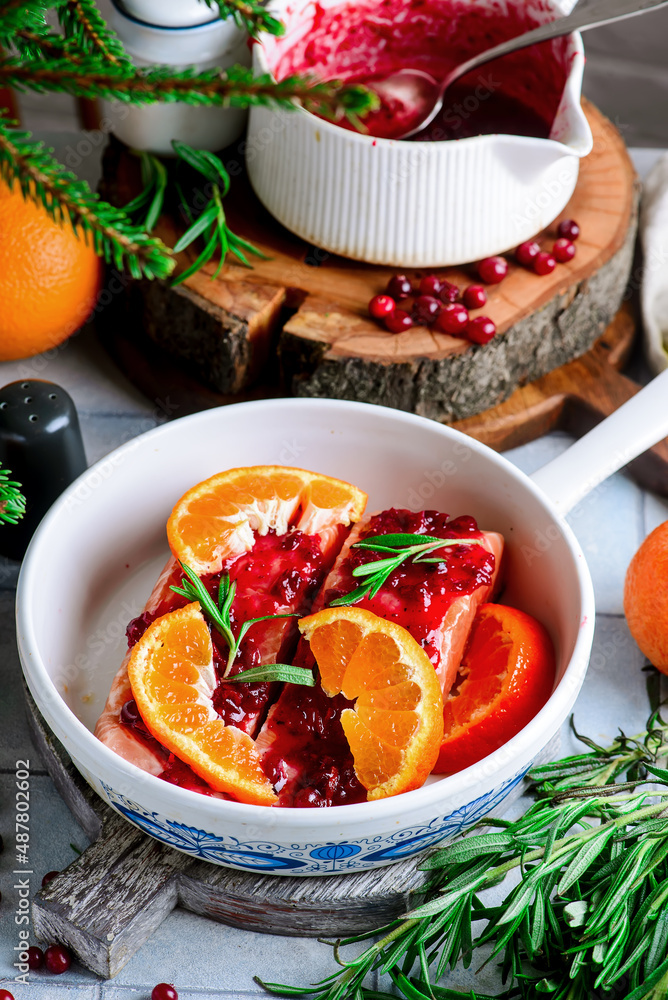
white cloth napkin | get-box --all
[640,153,668,375]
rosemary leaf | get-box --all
[227,664,315,686]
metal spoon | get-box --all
[372,0,668,140]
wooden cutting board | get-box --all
[99,99,642,426]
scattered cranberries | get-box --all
[386,274,412,299]
[418,274,443,296]
[384,309,413,334]
[552,238,576,263]
[41,870,59,887]
[533,251,556,276]
[467,316,497,344]
[462,284,487,310]
[44,944,71,975]
[368,293,396,320]
[435,303,469,335]
[152,984,179,1000]
[515,240,541,267]
[477,256,508,284]
[438,280,460,303]
[412,295,441,325]
[27,946,44,969]
[557,218,580,241]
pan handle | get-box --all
[530,368,668,514]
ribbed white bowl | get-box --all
[247,0,593,266]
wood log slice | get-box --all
[100,102,638,417]
[279,104,639,421]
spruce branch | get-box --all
[0,111,174,279]
[57,0,132,68]
[0,58,378,119]
[0,0,51,52]
[0,463,26,525]
[201,0,285,39]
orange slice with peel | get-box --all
[167,466,367,575]
[127,601,278,805]
[299,607,445,800]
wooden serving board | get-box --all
[100,100,641,425]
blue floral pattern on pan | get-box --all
[100,769,527,874]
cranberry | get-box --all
[418,274,443,296]
[44,944,71,974]
[152,985,179,1000]
[533,251,556,276]
[552,238,576,263]
[0,990,15,1000]
[462,284,486,310]
[557,218,580,241]
[412,295,441,325]
[386,274,412,299]
[438,281,460,304]
[384,309,413,333]
[515,240,541,267]
[27,945,44,969]
[467,316,497,344]
[368,294,395,320]
[41,870,59,887]
[120,699,141,725]
[477,256,508,284]
[435,303,469,335]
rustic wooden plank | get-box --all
[279,104,639,421]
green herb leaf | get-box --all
[227,664,315,686]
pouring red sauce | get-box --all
[271,0,569,141]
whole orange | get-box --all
[624,521,668,674]
[0,178,102,361]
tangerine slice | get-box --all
[167,466,367,575]
[298,607,444,800]
[433,603,555,774]
[127,602,278,805]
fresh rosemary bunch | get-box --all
[170,141,268,284]
[170,561,314,687]
[330,533,485,606]
[0,463,26,525]
[259,703,668,1000]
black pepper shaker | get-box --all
[0,380,87,560]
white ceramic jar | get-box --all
[102,0,250,155]
[246,0,593,266]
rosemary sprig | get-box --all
[329,533,485,606]
[257,704,668,1000]
[122,151,168,234]
[170,562,313,686]
[0,463,26,525]
[170,140,268,284]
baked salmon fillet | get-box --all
[255,508,504,806]
[95,480,367,796]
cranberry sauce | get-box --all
[273,0,569,143]
[257,508,495,808]
[121,529,329,796]
[259,644,366,807]
[326,509,495,670]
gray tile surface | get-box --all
[0,145,667,999]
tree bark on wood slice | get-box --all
[279,104,639,421]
